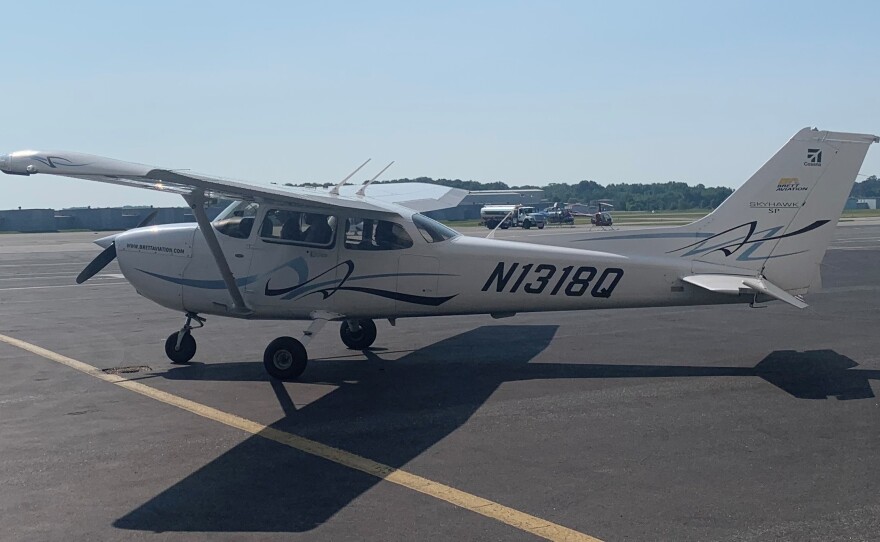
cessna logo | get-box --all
[804,148,822,167]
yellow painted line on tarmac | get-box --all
[0,333,602,542]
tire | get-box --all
[522,220,531,229]
[500,223,510,230]
[537,222,545,229]
[340,319,377,350]
[263,336,308,380]
[165,332,196,364]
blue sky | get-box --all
[2,0,878,209]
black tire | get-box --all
[500,222,510,230]
[522,220,531,229]
[263,336,308,380]
[537,222,545,229]
[165,332,196,364]
[340,319,377,350]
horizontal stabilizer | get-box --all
[683,274,808,309]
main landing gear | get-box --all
[263,336,308,380]
[163,313,380,381]
[262,318,377,380]
[339,319,377,350]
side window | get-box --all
[214,202,259,239]
[260,209,305,241]
[345,218,413,250]
[259,209,337,248]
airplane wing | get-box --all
[1,149,464,316]
[336,183,468,212]
[0,150,463,215]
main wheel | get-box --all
[165,331,196,364]
[340,319,377,350]
[263,336,308,380]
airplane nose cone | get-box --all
[0,154,9,173]
[95,233,118,249]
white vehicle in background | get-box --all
[480,205,546,230]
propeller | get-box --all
[76,210,158,284]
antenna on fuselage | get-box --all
[330,158,371,196]
[356,161,395,197]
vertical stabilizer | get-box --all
[669,128,877,292]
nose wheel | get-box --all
[164,312,204,364]
[165,332,196,363]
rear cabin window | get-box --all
[344,218,413,250]
[259,209,337,248]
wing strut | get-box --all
[183,191,251,314]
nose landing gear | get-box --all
[164,312,205,364]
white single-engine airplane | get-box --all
[2,128,877,380]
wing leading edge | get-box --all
[0,150,463,214]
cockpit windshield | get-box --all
[212,201,259,239]
[412,213,459,243]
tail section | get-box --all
[573,128,877,294]
[667,128,877,292]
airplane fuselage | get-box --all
[115,218,753,322]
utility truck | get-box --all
[480,205,546,230]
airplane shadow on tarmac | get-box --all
[113,326,879,533]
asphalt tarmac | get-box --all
[1,224,878,541]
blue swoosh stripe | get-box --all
[137,268,260,289]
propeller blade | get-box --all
[76,243,117,284]
[137,209,159,228]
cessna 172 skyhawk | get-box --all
[1,128,876,380]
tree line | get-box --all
[289,174,879,212]
[850,175,880,198]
